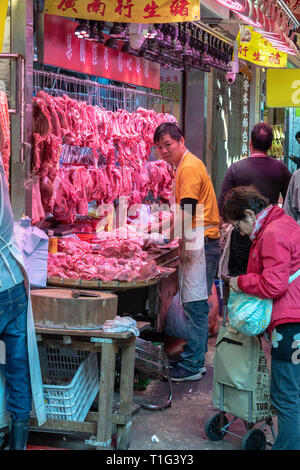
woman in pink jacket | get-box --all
[222,185,300,450]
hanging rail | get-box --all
[33,69,173,114]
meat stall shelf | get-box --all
[31,68,178,331]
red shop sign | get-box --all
[43,14,160,89]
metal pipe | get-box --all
[248,391,253,423]
[194,21,233,46]
[19,56,25,163]
[0,53,23,59]
[276,0,300,28]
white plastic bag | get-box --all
[103,316,140,336]
[13,221,49,287]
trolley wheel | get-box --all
[241,428,266,450]
[204,413,228,441]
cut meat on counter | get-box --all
[47,236,161,282]
[93,225,145,243]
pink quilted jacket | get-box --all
[238,205,300,333]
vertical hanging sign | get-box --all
[0,0,8,53]
[241,76,250,157]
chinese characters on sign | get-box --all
[160,74,181,103]
[157,69,182,122]
[236,26,287,68]
[144,1,161,19]
[114,0,134,19]
[87,1,107,16]
[241,77,250,156]
[57,0,78,13]
[44,0,200,23]
[43,15,160,89]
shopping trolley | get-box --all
[204,284,277,450]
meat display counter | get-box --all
[47,245,179,332]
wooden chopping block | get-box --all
[31,288,118,329]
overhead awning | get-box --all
[206,0,299,56]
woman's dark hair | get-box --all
[154,122,183,144]
[295,131,300,140]
[251,122,273,152]
[222,186,270,222]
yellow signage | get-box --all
[236,26,287,69]
[266,69,300,108]
[0,0,8,53]
[44,0,200,23]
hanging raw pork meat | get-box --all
[0,91,11,185]
[32,89,177,223]
[31,178,45,225]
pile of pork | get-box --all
[48,227,161,282]
[32,91,176,225]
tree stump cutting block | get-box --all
[31,288,118,329]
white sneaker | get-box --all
[200,367,207,374]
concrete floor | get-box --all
[23,332,277,452]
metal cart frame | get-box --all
[205,291,277,450]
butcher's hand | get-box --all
[229,276,242,293]
[143,233,168,248]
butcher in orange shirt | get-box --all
[150,122,221,382]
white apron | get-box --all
[0,156,46,427]
[173,151,208,305]
[178,226,208,304]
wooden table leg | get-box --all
[96,340,118,450]
[116,336,136,449]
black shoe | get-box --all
[169,364,202,382]
[9,418,29,450]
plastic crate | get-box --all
[38,347,99,422]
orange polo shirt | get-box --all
[175,151,220,238]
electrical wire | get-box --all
[134,345,173,410]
